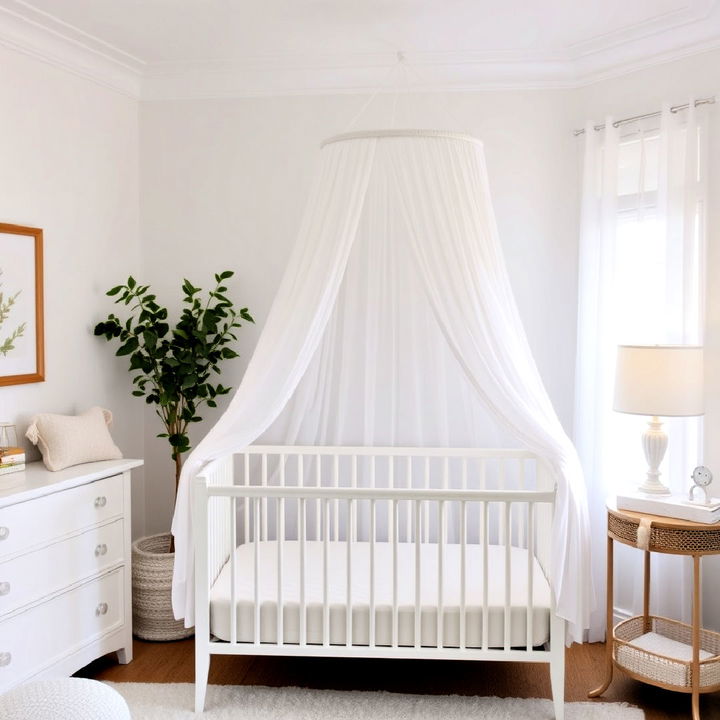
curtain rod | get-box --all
[573,96,715,137]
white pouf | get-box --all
[0,678,131,720]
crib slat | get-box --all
[437,499,445,648]
[346,498,354,647]
[414,499,421,648]
[261,454,268,542]
[405,456,412,543]
[315,453,321,542]
[519,460,526,549]
[392,499,398,648]
[277,497,284,646]
[253,498,260,645]
[300,497,307,646]
[297,455,305,544]
[504,501,511,651]
[527,501,535,651]
[244,453,250,544]
[370,498,376,648]
[333,454,339,542]
[423,457,430,543]
[351,455,358,542]
[482,501,489,651]
[499,460,506,545]
[388,458,395,545]
[323,498,329,647]
[230,496,237,644]
[460,500,466,650]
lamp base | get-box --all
[637,416,671,495]
[638,475,671,495]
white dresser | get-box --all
[0,459,142,692]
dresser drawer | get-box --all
[0,568,123,690]
[0,520,124,617]
[0,475,123,560]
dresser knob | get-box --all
[0,527,8,540]
[95,602,109,616]
[94,543,108,557]
[0,582,9,596]
[94,496,107,508]
[0,652,11,667]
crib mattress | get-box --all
[209,541,551,648]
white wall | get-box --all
[139,88,580,534]
[0,47,145,537]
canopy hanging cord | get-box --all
[344,53,406,132]
[343,51,467,133]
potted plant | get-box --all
[94,271,253,640]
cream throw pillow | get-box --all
[25,407,123,471]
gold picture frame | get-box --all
[0,223,44,386]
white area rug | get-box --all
[109,682,644,719]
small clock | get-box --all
[689,465,713,505]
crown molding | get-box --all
[140,53,579,100]
[0,0,143,97]
[0,0,719,100]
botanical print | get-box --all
[0,226,42,384]
[0,269,26,356]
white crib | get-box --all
[192,446,566,718]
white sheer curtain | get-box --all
[575,102,708,641]
[173,131,592,641]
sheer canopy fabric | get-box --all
[172,130,592,642]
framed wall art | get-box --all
[0,223,44,386]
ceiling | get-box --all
[0,0,719,97]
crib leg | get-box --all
[549,613,566,720]
[195,648,210,713]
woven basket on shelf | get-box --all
[614,615,720,691]
[132,532,194,641]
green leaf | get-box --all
[106,285,124,297]
[116,337,139,356]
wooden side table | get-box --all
[589,503,720,719]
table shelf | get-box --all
[614,615,720,693]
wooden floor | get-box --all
[77,639,720,718]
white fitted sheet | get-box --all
[209,541,551,648]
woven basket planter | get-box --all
[132,532,194,641]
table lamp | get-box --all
[613,345,704,494]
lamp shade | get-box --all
[613,345,704,417]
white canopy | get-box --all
[171,130,592,641]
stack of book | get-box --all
[0,446,25,477]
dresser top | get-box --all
[0,459,143,508]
